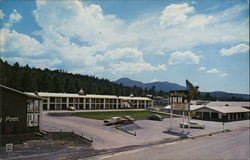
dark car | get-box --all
[148,114,163,121]
[145,107,156,111]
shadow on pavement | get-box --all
[163,129,189,137]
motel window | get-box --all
[50,97,55,103]
[50,104,55,110]
[69,98,73,103]
[100,99,104,103]
[86,98,89,103]
[74,98,78,103]
[96,99,100,103]
[80,98,84,103]
[86,104,89,110]
[43,98,48,103]
[79,104,83,110]
[62,98,67,103]
[62,104,67,110]
[27,114,39,127]
[56,97,61,103]
[43,104,47,110]
[56,104,61,110]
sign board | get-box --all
[171,103,188,111]
[6,143,13,152]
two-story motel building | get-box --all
[29,90,153,111]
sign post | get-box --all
[6,143,13,160]
[169,80,199,135]
[188,103,190,133]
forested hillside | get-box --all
[0,59,165,96]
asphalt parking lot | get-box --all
[42,111,249,150]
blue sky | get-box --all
[0,0,249,94]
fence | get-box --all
[42,129,93,142]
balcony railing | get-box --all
[27,107,40,113]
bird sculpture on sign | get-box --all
[186,80,199,102]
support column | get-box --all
[89,98,92,110]
[47,97,50,110]
[83,98,86,110]
[103,99,106,109]
[66,98,69,109]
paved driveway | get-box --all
[41,111,249,150]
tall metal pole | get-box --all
[182,111,184,132]
[170,105,173,130]
[188,102,190,133]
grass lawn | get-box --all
[73,111,169,120]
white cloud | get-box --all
[4,9,22,28]
[187,15,214,29]
[169,51,200,64]
[0,28,41,56]
[150,79,159,83]
[220,43,249,56]
[102,48,143,62]
[206,68,228,77]
[0,9,4,19]
[207,68,220,74]
[160,3,194,27]
[218,73,228,77]
[3,57,61,69]
[0,1,248,77]
[198,67,206,71]
[110,62,166,75]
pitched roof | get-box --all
[0,84,41,99]
[207,101,250,107]
[193,106,250,113]
[26,92,151,100]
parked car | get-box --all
[145,107,156,111]
[122,116,135,123]
[67,106,76,111]
[179,121,205,129]
[148,114,163,121]
[104,116,135,125]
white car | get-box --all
[179,121,205,129]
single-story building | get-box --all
[192,106,249,121]
[0,85,42,146]
[163,104,249,121]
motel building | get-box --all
[0,85,42,146]
[164,104,249,121]
[27,89,153,111]
[192,105,249,121]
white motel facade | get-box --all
[28,90,153,111]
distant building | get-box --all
[153,96,170,106]
[0,85,42,146]
[27,90,153,111]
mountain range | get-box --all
[114,78,250,100]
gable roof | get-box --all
[193,105,249,114]
[0,84,41,99]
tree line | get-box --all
[0,59,166,97]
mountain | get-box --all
[115,78,250,100]
[206,91,250,100]
[114,78,186,92]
